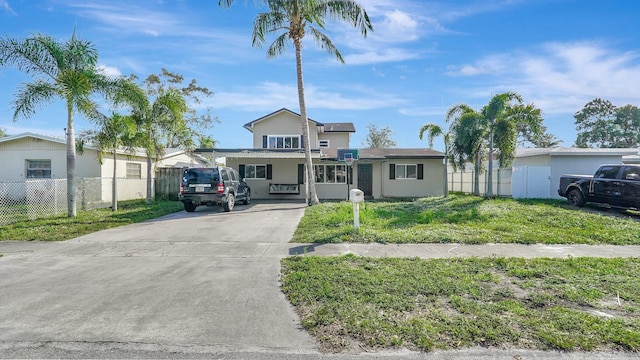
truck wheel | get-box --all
[567,189,585,207]
[223,193,235,212]
[242,190,251,205]
[184,202,197,212]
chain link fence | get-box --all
[0,177,148,226]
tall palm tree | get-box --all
[0,31,137,216]
[419,123,449,197]
[220,0,372,205]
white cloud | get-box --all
[0,0,16,15]
[445,41,640,114]
[210,81,406,112]
[98,64,122,77]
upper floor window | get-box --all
[318,139,330,148]
[268,135,301,149]
[26,160,51,178]
[126,163,142,179]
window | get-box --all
[314,164,346,183]
[595,166,620,179]
[245,164,267,179]
[267,135,301,149]
[622,167,640,181]
[390,163,424,180]
[318,139,330,148]
[26,160,51,178]
[396,164,417,179]
[126,163,142,179]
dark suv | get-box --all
[179,167,251,212]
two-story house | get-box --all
[198,108,446,200]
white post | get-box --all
[353,202,360,231]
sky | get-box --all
[1,0,639,151]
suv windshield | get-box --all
[183,168,219,185]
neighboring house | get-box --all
[512,147,639,199]
[197,108,446,200]
[0,132,207,202]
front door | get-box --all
[357,164,373,197]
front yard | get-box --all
[284,195,640,353]
[292,195,640,245]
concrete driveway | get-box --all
[0,201,320,358]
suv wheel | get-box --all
[223,193,235,212]
[242,190,251,205]
[184,202,197,212]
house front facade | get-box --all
[0,132,208,204]
[197,108,446,201]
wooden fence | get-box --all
[155,167,184,200]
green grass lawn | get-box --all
[0,200,184,241]
[293,194,640,244]
[281,255,640,352]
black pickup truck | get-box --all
[558,164,640,209]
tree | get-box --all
[446,93,544,197]
[0,31,139,217]
[446,104,486,196]
[198,134,217,148]
[419,123,448,197]
[79,113,143,211]
[362,124,396,148]
[140,68,216,149]
[220,0,372,205]
[574,98,640,148]
[0,128,6,137]
[130,69,214,203]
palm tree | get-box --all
[446,104,486,196]
[483,92,522,197]
[130,88,187,203]
[79,113,143,211]
[0,31,137,216]
[419,123,449,197]
[220,0,372,205]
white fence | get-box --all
[448,168,513,197]
[0,177,148,225]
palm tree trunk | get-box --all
[112,150,118,211]
[486,125,495,198]
[66,101,77,217]
[294,37,319,205]
[473,151,480,196]
[146,157,153,204]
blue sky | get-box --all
[1,0,639,151]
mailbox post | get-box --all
[349,188,364,231]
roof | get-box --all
[322,123,356,133]
[0,132,198,160]
[195,148,322,159]
[516,147,640,158]
[322,148,445,160]
[242,108,355,133]
[243,108,322,132]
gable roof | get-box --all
[242,108,355,133]
[0,132,199,161]
[243,108,322,132]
